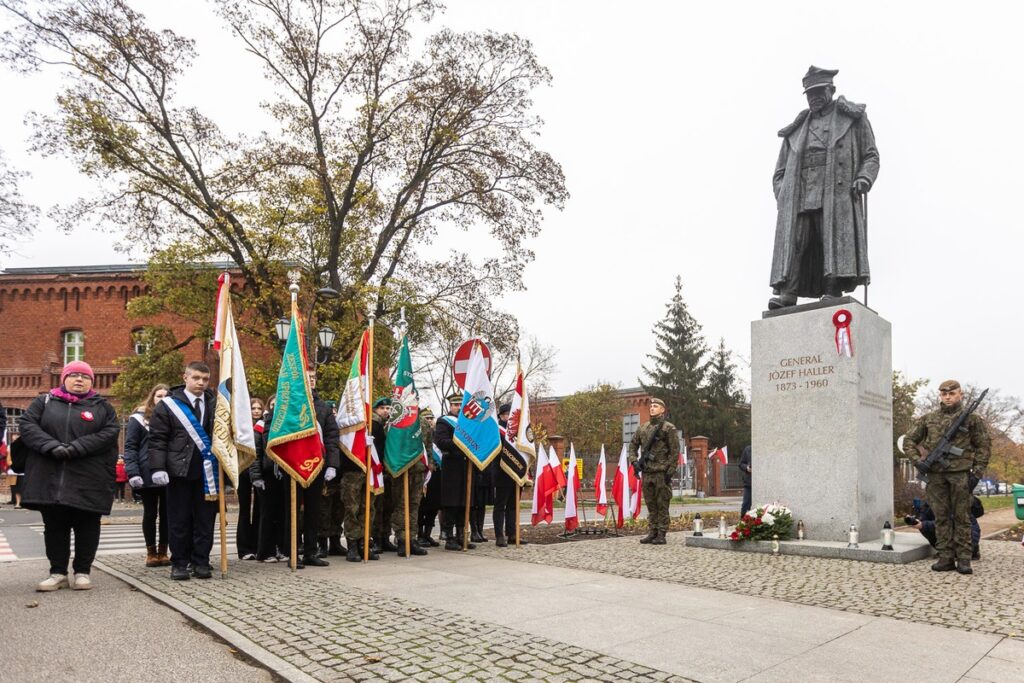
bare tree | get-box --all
[0,149,37,255]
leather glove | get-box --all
[252,479,266,490]
[128,476,144,489]
[324,467,337,482]
[51,444,73,459]
[151,471,170,487]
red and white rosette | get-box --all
[832,309,854,358]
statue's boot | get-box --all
[768,293,797,310]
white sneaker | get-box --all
[36,574,69,592]
[72,573,93,590]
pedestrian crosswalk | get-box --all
[29,524,239,556]
[0,530,16,562]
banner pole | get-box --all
[403,472,411,558]
[515,484,521,547]
[363,314,375,562]
[218,469,228,577]
[463,465,472,551]
[290,479,297,571]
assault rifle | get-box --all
[913,388,988,476]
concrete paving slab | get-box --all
[745,617,1000,683]
[987,636,1024,662]
[707,599,874,643]
[963,654,1023,683]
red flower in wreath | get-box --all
[730,531,739,540]
[755,517,763,526]
[743,528,751,537]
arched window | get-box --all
[63,330,85,364]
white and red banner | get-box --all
[832,309,854,358]
[711,446,728,466]
[594,445,608,516]
[564,444,581,532]
[531,445,555,526]
[612,444,642,528]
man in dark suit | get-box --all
[149,361,218,580]
[739,445,752,518]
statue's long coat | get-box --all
[771,96,880,291]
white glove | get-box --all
[324,467,337,482]
[151,471,170,487]
[252,479,266,490]
[128,476,144,489]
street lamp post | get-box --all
[273,278,340,369]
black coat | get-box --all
[148,386,216,478]
[17,392,120,514]
[435,415,469,507]
[250,396,341,482]
[122,412,159,487]
[739,446,752,487]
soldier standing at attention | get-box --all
[904,380,990,575]
[417,408,442,547]
[371,398,397,552]
[629,397,680,546]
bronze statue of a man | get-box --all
[768,66,879,310]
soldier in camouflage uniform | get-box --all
[389,427,429,557]
[417,408,442,547]
[628,397,681,545]
[904,380,990,575]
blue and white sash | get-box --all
[162,396,219,497]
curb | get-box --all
[94,560,317,683]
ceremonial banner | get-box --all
[210,273,256,487]
[454,342,501,470]
[337,330,370,470]
[498,426,530,486]
[383,335,423,476]
[531,444,557,526]
[564,444,581,532]
[594,445,608,516]
[367,436,385,495]
[266,301,323,487]
[612,443,642,528]
[508,362,536,458]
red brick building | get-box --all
[531,386,742,495]
[0,264,266,424]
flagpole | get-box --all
[463,465,472,551]
[363,312,375,562]
[514,485,521,547]
[290,479,297,571]
[403,472,411,558]
[218,469,228,577]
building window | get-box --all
[132,328,149,355]
[622,413,640,445]
[63,330,85,364]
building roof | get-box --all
[0,262,237,276]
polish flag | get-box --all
[548,446,567,492]
[594,445,608,516]
[711,446,729,465]
[679,445,687,466]
[612,444,642,528]
[531,445,556,525]
[564,444,581,531]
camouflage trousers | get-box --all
[340,471,375,542]
[318,478,344,538]
[926,470,973,560]
[389,465,426,541]
[372,473,394,540]
[642,472,672,533]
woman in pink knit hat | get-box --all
[16,360,120,591]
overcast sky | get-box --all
[2,1,1022,404]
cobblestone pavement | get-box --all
[475,534,1024,638]
[99,554,693,683]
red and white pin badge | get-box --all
[81,411,94,422]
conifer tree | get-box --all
[640,276,709,437]
[704,338,750,451]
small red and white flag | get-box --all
[711,446,728,465]
[594,445,608,516]
[612,444,642,527]
[564,444,581,532]
[421,448,432,488]
[531,445,556,526]
[678,445,688,467]
[367,437,385,495]
[547,446,567,492]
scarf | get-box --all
[50,387,97,404]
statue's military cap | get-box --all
[802,65,839,93]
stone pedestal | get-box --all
[751,297,893,542]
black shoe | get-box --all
[972,544,981,561]
[495,535,508,548]
[303,555,329,567]
[423,536,440,547]
[931,558,956,572]
[651,531,667,545]
[345,542,362,563]
[317,539,329,559]
[639,531,656,545]
[472,532,488,543]
[328,536,346,556]
[956,560,973,575]
[768,293,797,310]
[294,557,305,569]
[191,565,212,579]
[379,538,399,552]
[444,538,461,551]
[398,540,428,557]
[170,566,191,581]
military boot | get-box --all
[639,530,657,544]
[328,536,346,556]
[931,558,956,572]
[317,537,329,559]
[651,530,667,545]
[495,535,508,548]
[377,535,399,553]
[956,559,973,575]
[972,543,981,561]
[398,539,428,557]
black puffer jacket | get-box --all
[148,386,215,478]
[250,395,340,482]
[123,411,158,487]
[17,391,120,514]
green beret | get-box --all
[373,397,392,409]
